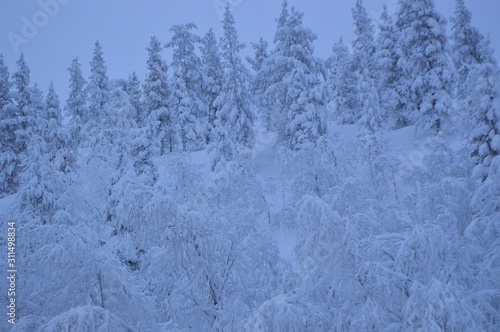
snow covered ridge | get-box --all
[1,0,499,330]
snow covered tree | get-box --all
[247,37,268,73]
[396,0,455,135]
[0,54,10,110]
[256,3,326,149]
[326,38,360,124]
[15,81,65,225]
[201,28,224,138]
[451,0,487,83]
[124,72,143,126]
[166,23,208,150]
[66,57,87,148]
[5,54,40,196]
[18,134,60,225]
[102,87,138,226]
[45,82,74,175]
[0,54,17,196]
[143,36,176,154]
[282,8,327,150]
[44,82,61,139]
[468,51,500,181]
[357,73,400,201]
[468,150,500,305]
[83,41,110,148]
[13,53,31,112]
[253,2,291,132]
[13,54,37,153]
[451,0,498,141]
[358,75,383,136]
[212,5,255,168]
[86,41,110,123]
[351,0,376,76]
[375,6,405,128]
[247,38,269,127]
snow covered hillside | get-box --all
[1,1,499,331]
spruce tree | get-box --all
[201,28,224,140]
[45,82,74,175]
[284,8,327,150]
[468,39,500,181]
[0,54,17,195]
[166,23,207,150]
[13,53,31,112]
[253,2,290,132]
[326,38,359,124]
[86,41,110,121]
[0,54,10,110]
[451,0,486,82]
[351,0,376,76]
[451,0,498,141]
[256,3,326,146]
[396,0,455,135]
[212,5,255,168]
[247,37,268,72]
[375,6,405,128]
[143,36,175,154]
[66,57,87,147]
[12,55,39,188]
[125,72,143,126]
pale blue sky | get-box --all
[0,0,498,102]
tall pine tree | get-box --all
[201,28,224,140]
[66,58,87,148]
[212,5,255,169]
[143,36,175,154]
[0,54,17,195]
[84,41,110,147]
[451,0,487,83]
[326,38,359,124]
[375,6,405,128]
[166,23,207,150]
[396,0,455,135]
[351,0,376,76]
[86,41,110,121]
[256,3,326,146]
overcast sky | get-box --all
[0,0,499,102]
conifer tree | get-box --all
[351,0,376,76]
[451,0,487,82]
[166,23,207,150]
[248,37,268,73]
[125,72,143,126]
[468,42,500,181]
[86,41,110,122]
[0,54,17,195]
[66,58,87,147]
[284,8,327,151]
[375,6,405,127]
[17,81,63,225]
[201,28,224,139]
[143,36,175,154]
[326,38,359,124]
[11,55,39,189]
[45,82,74,175]
[0,54,10,110]
[256,3,326,147]
[396,0,455,134]
[212,5,255,168]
